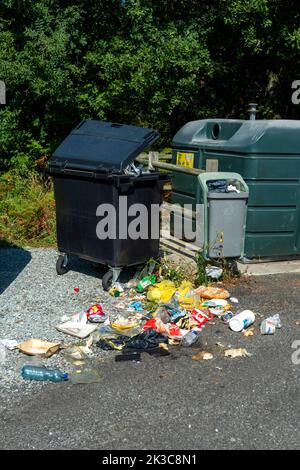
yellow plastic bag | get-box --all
[176,281,195,308]
[147,279,195,305]
[147,280,176,303]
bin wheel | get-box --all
[56,255,69,275]
[102,270,113,291]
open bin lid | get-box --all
[50,120,160,174]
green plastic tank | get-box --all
[171,119,300,259]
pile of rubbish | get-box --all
[0,268,282,384]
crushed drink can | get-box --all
[260,314,282,334]
[260,318,276,334]
[221,311,234,323]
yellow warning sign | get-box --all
[176,152,194,168]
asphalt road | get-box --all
[1,249,300,450]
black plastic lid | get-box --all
[50,120,160,174]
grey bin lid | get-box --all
[50,120,160,174]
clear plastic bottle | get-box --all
[69,368,101,384]
[21,365,68,382]
[181,329,199,347]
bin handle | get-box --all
[62,168,94,178]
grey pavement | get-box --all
[0,248,300,449]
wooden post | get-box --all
[148,151,159,171]
[206,159,219,172]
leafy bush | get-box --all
[1,1,299,173]
[0,171,56,247]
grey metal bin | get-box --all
[198,173,249,259]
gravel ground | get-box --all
[0,248,122,395]
[1,247,300,450]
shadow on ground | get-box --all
[0,242,32,295]
[61,255,141,285]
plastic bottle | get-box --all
[229,310,255,332]
[136,275,156,292]
[69,368,101,384]
[21,365,68,382]
[181,329,199,347]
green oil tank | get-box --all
[172,119,300,259]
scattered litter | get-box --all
[229,310,255,332]
[127,301,143,312]
[86,303,107,323]
[143,318,184,339]
[111,316,140,331]
[96,336,128,351]
[221,311,234,323]
[56,321,98,338]
[260,314,282,335]
[191,308,212,329]
[124,279,138,289]
[11,255,278,385]
[205,266,223,280]
[202,299,228,308]
[181,329,200,347]
[224,348,252,358]
[108,283,124,297]
[69,368,101,384]
[16,339,61,358]
[243,327,255,337]
[63,338,94,361]
[21,365,68,382]
[0,339,18,350]
[124,328,168,350]
[147,279,176,302]
[136,275,156,292]
[195,286,230,300]
[192,351,213,361]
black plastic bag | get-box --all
[124,328,168,350]
[207,180,227,193]
[96,336,128,351]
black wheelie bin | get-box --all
[48,120,169,290]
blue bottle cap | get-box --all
[63,373,69,381]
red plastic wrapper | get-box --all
[86,304,107,323]
[143,318,182,338]
[191,308,212,328]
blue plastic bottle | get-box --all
[21,365,68,382]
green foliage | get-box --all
[159,258,187,286]
[0,171,56,247]
[147,256,194,286]
[0,0,300,172]
[195,251,208,287]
